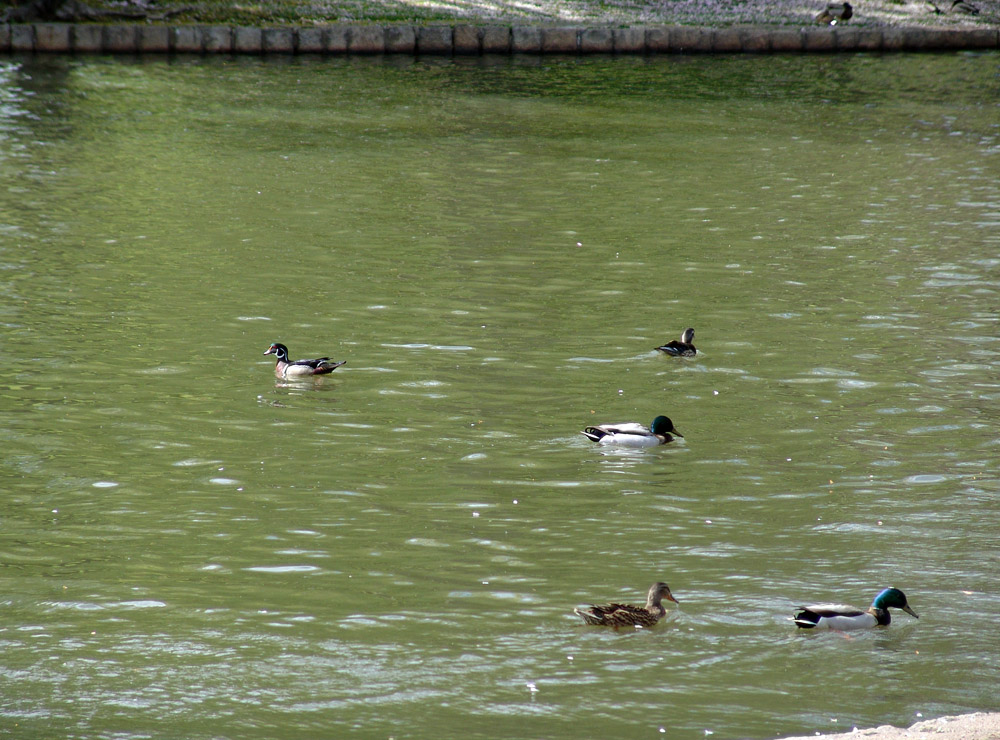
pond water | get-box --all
[1,51,998,739]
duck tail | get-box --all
[792,609,820,628]
[315,360,347,374]
[574,607,604,625]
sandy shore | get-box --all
[776,713,1000,740]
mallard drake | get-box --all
[263,342,346,379]
[582,415,683,447]
[575,582,679,628]
[793,587,918,630]
[815,1,853,23]
[655,328,697,357]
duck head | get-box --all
[650,415,683,438]
[649,582,680,606]
[872,587,918,618]
[264,343,289,361]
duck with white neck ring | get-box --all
[793,587,918,630]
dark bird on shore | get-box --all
[575,582,680,628]
[951,0,980,13]
[264,342,346,379]
[815,1,853,23]
[655,327,697,357]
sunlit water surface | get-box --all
[1,52,998,739]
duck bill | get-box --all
[673,430,684,438]
[263,347,276,356]
[666,593,680,604]
[902,605,918,619]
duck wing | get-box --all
[290,357,332,368]
[582,422,650,442]
[577,602,652,626]
[655,341,685,356]
[799,603,865,617]
[593,422,651,435]
[793,603,867,628]
[290,357,346,374]
[656,341,696,357]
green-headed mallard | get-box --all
[793,587,918,630]
[264,342,346,379]
[655,328,697,357]
[582,415,683,447]
[575,582,679,628]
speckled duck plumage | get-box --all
[575,582,680,628]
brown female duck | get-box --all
[575,582,679,627]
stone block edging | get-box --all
[1,23,997,54]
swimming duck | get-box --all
[815,0,853,23]
[793,587,918,630]
[582,415,683,447]
[263,342,346,379]
[655,328,697,357]
[575,582,679,628]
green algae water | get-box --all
[1,51,998,739]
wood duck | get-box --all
[582,415,683,447]
[264,342,346,379]
[575,582,679,628]
[793,587,919,630]
[815,1,853,23]
[655,328,697,357]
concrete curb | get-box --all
[777,713,1000,740]
[2,23,998,54]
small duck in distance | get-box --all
[575,582,679,628]
[655,328,697,357]
[793,587,918,630]
[264,342,346,379]
[815,0,853,23]
[582,415,683,447]
[950,0,980,13]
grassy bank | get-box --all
[21,0,997,28]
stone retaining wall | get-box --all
[2,23,998,54]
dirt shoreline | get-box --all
[776,712,1000,740]
[4,0,998,53]
[7,0,999,29]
